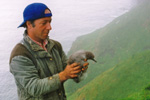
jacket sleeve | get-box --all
[61,50,68,70]
[10,55,61,97]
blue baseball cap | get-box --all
[18,3,52,28]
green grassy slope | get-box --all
[120,84,150,100]
[65,0,150,98]
[68,51,150,100]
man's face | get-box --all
[29,17,52,43]
[27,9,52,43]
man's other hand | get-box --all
[59,63,81,82]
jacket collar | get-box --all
[23,31,56,58]
[23,30,55,52]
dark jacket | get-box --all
[9,33,67,100]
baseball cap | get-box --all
[18,3,52,28]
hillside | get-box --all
[68,51,150,100]
[120,84,150,100]
[65,0,150,97]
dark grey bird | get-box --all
[67,50,97,83]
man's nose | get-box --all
[46,23,52,30]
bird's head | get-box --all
[85,51,97,62]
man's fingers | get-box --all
[73,66,81,70]
[83,62,89,67]
[82,66,88,71]
[70,74,78,78]
[71,69,81,74]
[70,63,80,68]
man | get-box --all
[9,3,86,100]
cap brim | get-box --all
[17,21,26,28]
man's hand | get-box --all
[82,62,89,72]
[59,63,81,82]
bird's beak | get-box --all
[92,58,97,62]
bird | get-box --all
[67,50,97,83]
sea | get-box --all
[0,0,137,99]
